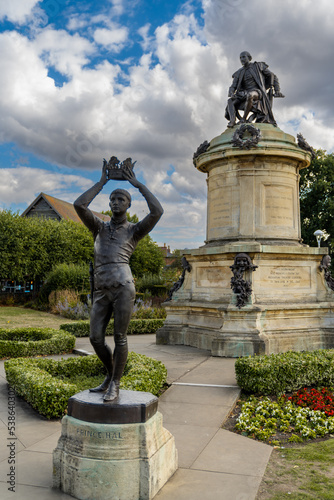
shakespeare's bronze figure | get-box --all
[74,159,163,402]
[225,51,284,128]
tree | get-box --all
[299,150,334,250]
[0,211,93,281]
[130,235,165,278]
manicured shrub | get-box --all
[39,262,90,303]
[60,318,165,337]
[59,321,92,337]
[235,350,334,396]
[127,319,165,334]
[5,353,167,419]
[135,273,168,297]
[0,328,75,358]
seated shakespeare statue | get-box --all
[225,51,284,127]
[74,158,163,402]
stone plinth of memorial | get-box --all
[157,124,334,356]
[53,390,177,500]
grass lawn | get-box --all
[257,438,334,499]
[0,306,76,329]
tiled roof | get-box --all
[21,192,110,223]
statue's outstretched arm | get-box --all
[73,162,108,234]
[123,166,163,238]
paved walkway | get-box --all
[0,335,272,500]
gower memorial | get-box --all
[157,51,334,356]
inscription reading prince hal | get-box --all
[74,158,163,403]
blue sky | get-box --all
[1,0,334,249]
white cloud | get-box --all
[108,0,125,17]
[34,28,95,77]
[93,27,128,51]
[138,24,151,52]
[0,167,92,206]
[0,0,41,24]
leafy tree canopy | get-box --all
[299,150,334,250]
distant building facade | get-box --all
[158,243,176,267]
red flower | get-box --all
[285,387,334,417]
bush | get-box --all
[235,350,334,396]
[5,353,167,419]
[39,263,90,303]
[132,300,167,319]
[135,273,168,297]
[60,318,165,337]
[0,327,75,359]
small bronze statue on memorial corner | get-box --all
[225,51,284,128]
[74,158,163,402]
[230,253,258,308]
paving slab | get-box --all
[0,481,72,499]
[160,423,218,468]
[192,428,272,476]
[0,428,25,463]
[160,384,240,407]
[14,418,61,448]
[158,401,231,427]
[25,430,62,453]
[0,449,53,488]
[155,468,263,500]
[178,356,238,386]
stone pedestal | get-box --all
[157,124,334,356]
[53,390,177,500]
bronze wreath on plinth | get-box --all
[232,124,261,150]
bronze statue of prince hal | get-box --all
[74,158,163,402]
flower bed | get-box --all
[235,394,334,445]
[60,318,165,337]
[0,327,75,358]
[4,353,167,419]
[231,350,334,445]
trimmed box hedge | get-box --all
[235,349,334,396]
[0,328,75,359]
[60,318,165,337]
[5,352,167,419]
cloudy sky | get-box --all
[0,0,333,249]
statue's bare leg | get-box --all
[89,293,113,392]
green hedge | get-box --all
[0,328,75,359]
[5,352,167,419]
[60,318,165,337]
[235,350,334,396]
